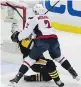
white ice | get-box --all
[1,30,81,87]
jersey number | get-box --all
[44,20,51,28]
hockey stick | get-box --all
[44,0,60,14]
[6,2,26,21]
[6,0,60,21]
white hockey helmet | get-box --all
[33,4,45,15]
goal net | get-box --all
[1,1,27,44]
[0,1,40,63]
[0,0,40,45]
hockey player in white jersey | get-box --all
[9,4,80,87]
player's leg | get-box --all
[24,72,52,82]
[46,59,64,87]
[24,69,52,82]
[24,63,47,82]
[31,57,64,87]
[24,73,40,81]
[55,56,80,80]
[9,57,36,85]
[49,38,80,81]
[30,57,52,81]
[33,57,62,82]
[40,71,52,81]
[9,39,49,86]
[31,63,52,81]
[24,56,52,82]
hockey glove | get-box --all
[11,31,19,43]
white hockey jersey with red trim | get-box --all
[18,15,57,41]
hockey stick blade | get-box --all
[44,0,60,14]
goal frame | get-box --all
[1,2,26,29]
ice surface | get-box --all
[1,71,81,87]
[1,30,81,87]
[1,12,81,87]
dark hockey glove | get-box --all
[11,31,19,43]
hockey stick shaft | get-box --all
[6,0,60,21]
[44,0,60,14]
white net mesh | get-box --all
[1,0,40,52]
[1,1,26,42]
[1,1,27,54]
[20,0,40,8]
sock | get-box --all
[46,60,60,82]
[49,70,60,82]
[61,60,71,70]
[19,64,28,74]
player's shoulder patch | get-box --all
[38,16,48,20]
[28,17,34,19]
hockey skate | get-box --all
[68,67,80,81]
[8,72,23,87]
[8,78,17,87]
[56,80,64,87]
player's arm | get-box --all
[11,17,37,42]
[18,18,37,41]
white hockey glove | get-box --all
[11,20,20,42]
[11,20,20,34]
